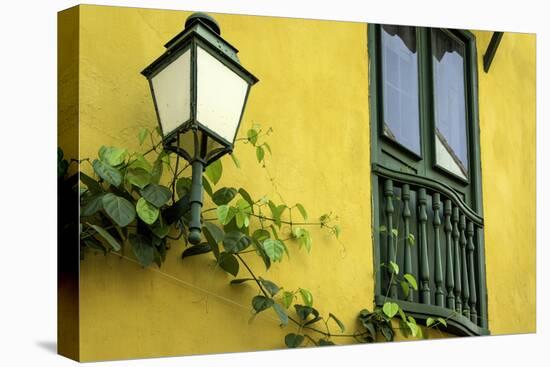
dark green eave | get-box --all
[165,20,240,62]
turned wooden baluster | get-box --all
[467,221,478,324]
[384,179,397,299]
[432,193,444,307]
[402,184,413,301]
[444,200,455,310]
[460,214,470,319]
[418,189,430,304]
[452,207,462,313]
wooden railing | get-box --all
[373,164,488,336]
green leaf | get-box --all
[259,277,280,296]
[407,233,415,245]
[80,172,102,193]
[295,203,308,221]
[252,295,274,313]
[203,222,224,259]
[262,239,285,262]
[230,153,240,168]
[294,305,315,321]
[138,127,149,145]
[83,238,106,254]
[426,317,435,327]
[203,177,214,198]
[318,339,335,346]
[80,193,104,217]
[407,322,419,337]
[99,146,127,166]
[268,201,287,228]
[88,223,121,251]
[437,317,447,327]
[281,291,294,308]
[299,288,313,307]
[256,146,265,163]
[218,252,239,276]
[136,197,159,224]
[404,273,418,290]
[293,228,312,252]
[389,261,399,275]
[150,155,163,184]
[272,303,288,326]
[176,177,192,199]
[150,220,169,239]
[379,225,387,233]
[212,187,237,205]
[102,193,135,227]
[230,278,254,285]
[391,228,399,238]
[216,205,230,224]
[328,313,346,333]
[263,142,272,155]
[129,233,154,267]
[382,302,399,318]
[126,168,151,189]
[252,229,270,242]
[205,159,222,185]
[223,231,251,253]
[400,280,410,298]
[285,333,304,348]
[181,244,211,259]
[238,188,254,208]
[140,184,171,208]
[247,128,258,145]
[92,159,122,187]
[128,154,153,172]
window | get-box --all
[369,24,489,336]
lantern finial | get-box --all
[185,12,221,35]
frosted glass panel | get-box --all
[151,50,191,136]
[381,25,421,155]
[432,29,468,179]
[196,46,249,143]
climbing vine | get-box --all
[58,124,448,348]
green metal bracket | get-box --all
[483,32,504,73]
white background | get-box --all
[0,0,546,366]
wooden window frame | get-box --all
[368,24,489,336]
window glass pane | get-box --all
[432,29,469,179]
[381,25,421,155]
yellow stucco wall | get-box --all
[473,30,536,334]
[58,4,536,362]
[75,5,373,361]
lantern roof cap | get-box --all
[185,12,221,35]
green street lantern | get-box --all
[142,12,258,244]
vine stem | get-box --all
[235,254,269,298]
[235,252,369,339]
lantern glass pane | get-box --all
[196,46,249,144]
[151,50,191,137]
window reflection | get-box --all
[381,25,421,155]
[432,29,469,179]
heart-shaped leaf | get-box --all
[284,333,304,348]
[382,302,399,319]
[102,193,135,227]
[93,159,122,187]
[141,184,171,208]
[129,233,154,267]
[136,197,159,224]
[88,223,121,251]
[212,187,237,205]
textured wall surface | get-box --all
[473,30,536,334]
[59,4,536,361]
[76,5,373,361]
